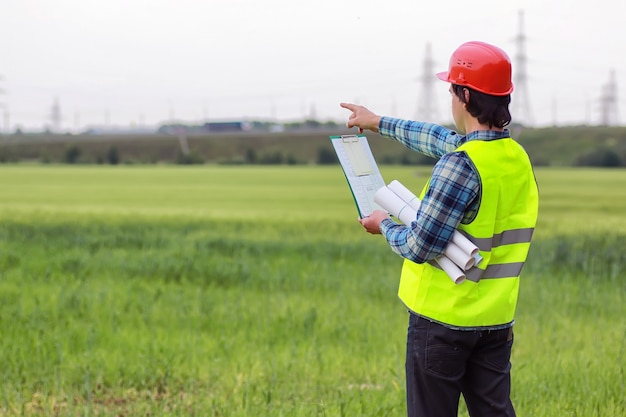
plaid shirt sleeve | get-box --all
[378,116,463,158]
[377,117,480,263]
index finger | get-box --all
[340,102,356,111]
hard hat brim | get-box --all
[436,71,449,82]
[435,70,514,95]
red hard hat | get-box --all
[436,41,514,96]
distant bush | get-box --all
[107,146,120,165]
[176,151,204,165]
[285,154,299,165]
[64,146,81,164]
[0,149,15,163]
[40,151,52,164]
[218,158,246,165]
[575,148,623,167]
[317,147,337,165]
[381,152,434,166]
[528,154,551,166]
[245,148,257,164]
[258,151,283,165]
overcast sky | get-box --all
[1,0,624,132]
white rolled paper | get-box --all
[396,205,417,226]
[436,255,466,284]
[451,231,479,257]
[373,186,417,225]
[445,241,475,271]
[387,180,480,260]
[387,180,421,211]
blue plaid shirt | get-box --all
[378,117,512,263]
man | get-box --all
[340,41,539,417]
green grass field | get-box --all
[0,165,624,416]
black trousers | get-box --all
[405,313,516,417]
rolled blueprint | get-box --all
[445,241,475,271]
[387,180,421,211]
[451,230,479,257]
[374,186,418,226]
[386,181,480,260]
[373,181,483,284]
[435,255,466,284]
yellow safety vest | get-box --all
[398,138,539,328]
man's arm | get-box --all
[378,117,461,160]
[340,102,463,159]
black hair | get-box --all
[452,84,512,129]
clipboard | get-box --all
[329,134,386,218]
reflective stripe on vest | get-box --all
[398,138,539,328]
[427,227,534,282]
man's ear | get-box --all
[463,88,470,103]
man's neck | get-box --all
[463,118,504,134]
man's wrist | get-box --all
[379,217,397,234]
[378,116,399,137]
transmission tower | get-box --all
[512,10,533,126]
[599,69,618,126]
[0,75,8,135]
[416,42,438,122]
[50,97,62,132]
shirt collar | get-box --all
[462,129,511,143]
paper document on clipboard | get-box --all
[329,134,386,218]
